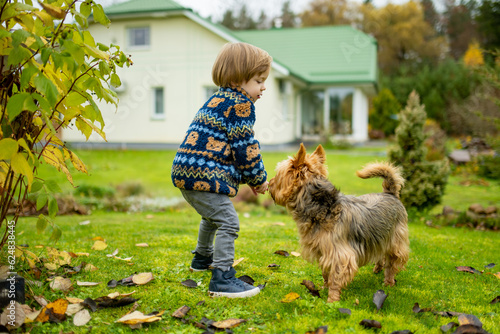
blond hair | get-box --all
[212,43,272,88]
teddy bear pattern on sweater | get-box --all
[171,87,267,197]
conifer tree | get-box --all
[389,91,450,211]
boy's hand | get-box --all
[251,181,268,195]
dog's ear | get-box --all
[293,143,307,168]
[312,144,326,164]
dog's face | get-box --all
[269,144,328,206]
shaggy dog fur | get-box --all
[268,144,410,302]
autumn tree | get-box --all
[359,1,447,74]
[0,0,131,249]
[464,41,485,67]
[300,0,358,27]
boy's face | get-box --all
[240,67,270,103]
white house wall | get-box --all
[62,15,296,146]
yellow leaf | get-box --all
[38,2,66,19]
[0,138,18,160]
[11,152,33,187]
[132,272,154,285]
[49,277,72,292]
[280,292,301,303]
[66,297,84,304]
[63,148,87,174]
[33,9,54,26]
[91,240,107,250]
[92,236,104,241]
[36,298,69,322]
[84,43,109,60]
[44,262,59,270]
[115,310,162,325]
[212,318,247,329]
[42,145,74,186]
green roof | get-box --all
[234,26,377,85]
[102,0,188,16]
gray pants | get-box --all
[180,189,239,272]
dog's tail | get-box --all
[356,162,405,198]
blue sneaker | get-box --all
[190,251,213,272]
[209,268,260,298]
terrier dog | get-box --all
[268,144,409,302]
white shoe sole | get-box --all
[209,287,260,298]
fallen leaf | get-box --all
[50,277,72,292]
[494,272,500,279]
[272,222,286,226]
[44,262,59,271]
[181,279,198,288]
[274,250,290,257]
[456,266,482,274]
[268,263,280,268]
[458,314,483,327]
[135,243,149,247]
[33,295,48,307]
[76,252,90,257]
[281,292,300,303]
[485,263,496,269]
[92,236,105,241]
[440,322,459,332]
[97,297,138,308]
[132,272,153,285]
[115,310,162,325]
[359,319,382,329]
[339,308,351,315]
[91,240,108,250]
[82,298,98,312]
[291,251,301,257]
[490,296,500,304]
[77,281,100,286]
[388,331,414,334]
[65,303,84,316]
[106,249,119,257]
[232,257,245,267]
[171,305,190,319]
[66,297,84,304]
[451,325,489,334]
[73,309,91,326]
[79,220,90,225]
[0,302,25,328]
[84,263,98,271]
[36,299,68,323]
[301,280,320,297]
[373,290,387,311]
[212,318,247,329]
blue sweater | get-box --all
[171,87,267,197]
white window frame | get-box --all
[151,87,165,120]
[127,26,150,50]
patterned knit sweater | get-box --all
[171,87,267,197]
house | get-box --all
[63,0,378,147]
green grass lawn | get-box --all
[5,146,500,333]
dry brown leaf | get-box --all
[73,309,91,326]
[212,318,247,329]
[115,310,162,325]
[50,276,72,291]
[135,243,149,247]
[0,301,25,328]
[66,297,84,304]
[172,305,190,318]
[281,292,300,303]
[494,272,500,279]
[33,295,49,307]
[75,252,90,257]
[132,272,154,285]
[91,240,108,250]
[291,251,301,257]
[232,258,245,267]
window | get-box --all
[128,27,150,48]
[152,87,164,120]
